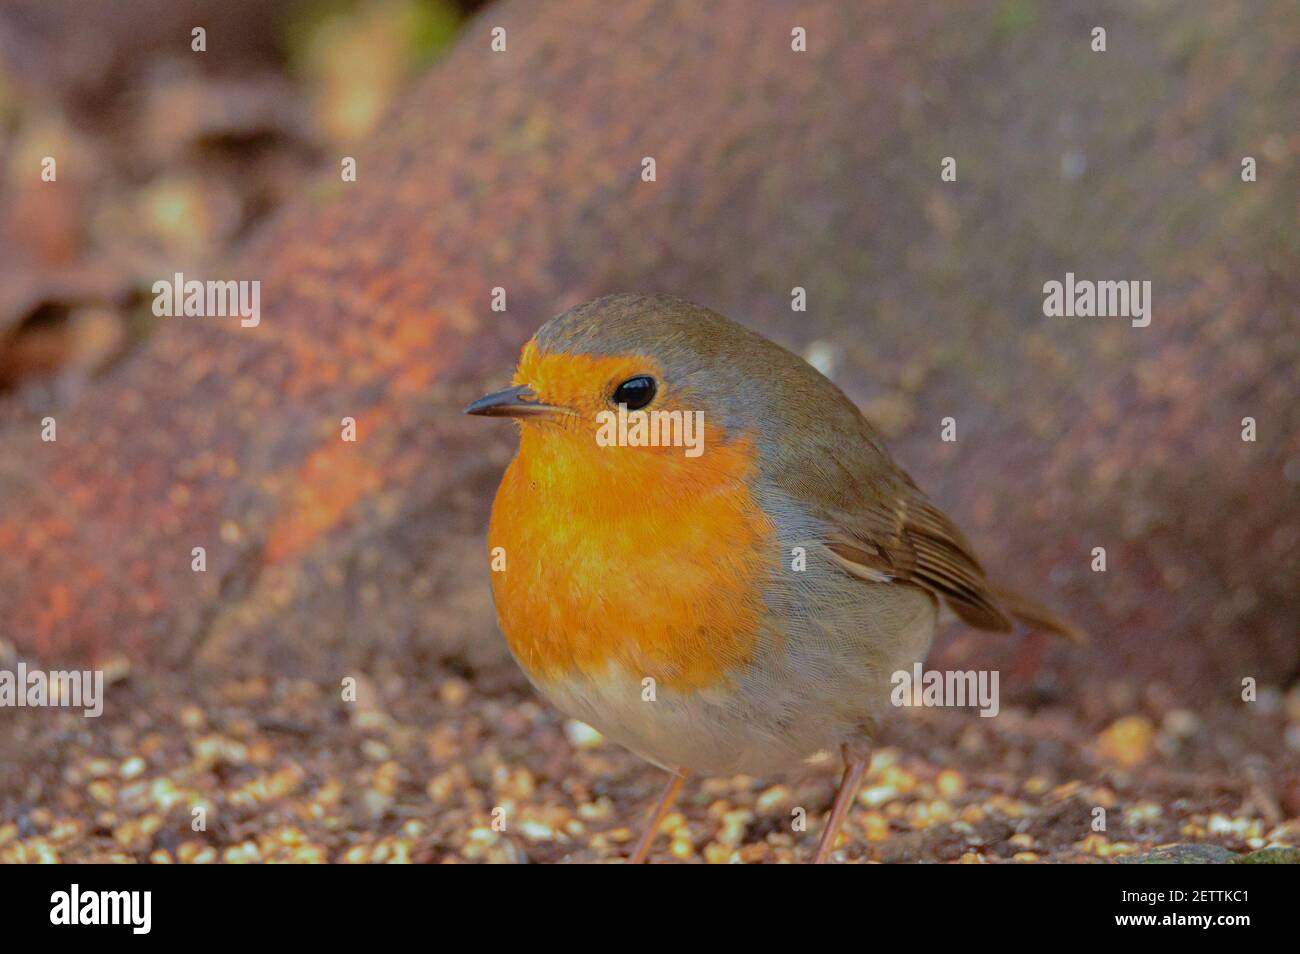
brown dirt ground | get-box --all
[2,649,1296,864]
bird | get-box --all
[465,293,1082,863]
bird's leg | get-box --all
[628,767,689,863]
[811,747,870,864]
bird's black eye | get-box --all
[611,375,656,410]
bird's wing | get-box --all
[820,470,1014,632]
[765,397,1082,641]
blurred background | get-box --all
[0,0,1296,863]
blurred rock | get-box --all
[1230,846,1300,864]
[0,0,1295,696]
[1096,716,1156,770]
[1117,844,1235,864]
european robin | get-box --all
[467,293,1081,863]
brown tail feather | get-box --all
[990,585,1088,644]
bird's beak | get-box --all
[463,384,563,418]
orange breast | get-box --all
[488,425,774,691]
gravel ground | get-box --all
[2,655,1297,864]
